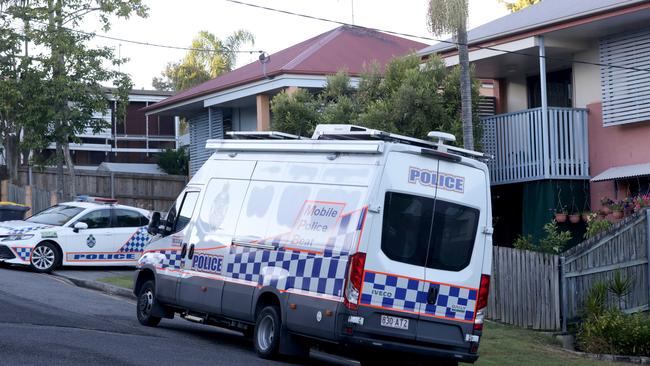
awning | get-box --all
[591,162,650,182]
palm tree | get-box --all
[427,0,473,150]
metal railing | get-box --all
[482,107,589,185]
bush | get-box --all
[512,221,571,254]
[578,309,650,356]
[157,148,188,175]
[584,215,613,239]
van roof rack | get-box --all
[227,131,305,140]
[312,124,487,160]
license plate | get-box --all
[380,315,409,330]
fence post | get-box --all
[0,180,7,202]
[110,172,115,199]
[560,255,568,333]
[25,185,33,217]
[50,190,58,207]
[646,209,650,311]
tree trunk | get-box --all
[5,134,20,184]
[56,142,65,199]
[62,141,76,197]
[457,24,474,150]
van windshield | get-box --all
[381,192,479,272]
[26,205,84,226]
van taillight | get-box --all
[344,252,366,310]
[474,274,490,331]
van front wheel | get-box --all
[254,306,281,359]
[137,280,161,327]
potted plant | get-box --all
[581,211,592,222]
[600,197,613,215]
[610,201,624,219]
[555,207,568,223]
[569,212,581,224]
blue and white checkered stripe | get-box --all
[360,271,478,322]
[118,227,152,253]
[13,247,32,262]
[323,207,367,255]
[158,249,183,269]
[6,225,52,235]
[226,246,347,297]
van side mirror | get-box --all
[148,211,161,236]
[73,222,88,233]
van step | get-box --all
[183,314,205,323]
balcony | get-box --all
[482,107,589,185]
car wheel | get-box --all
[254,306,281,359]
[30,242,59,273]
[137,280,162,327]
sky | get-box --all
[84,0,511,89]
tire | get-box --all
[136,280,162,327]
[254,306,281,359]
[29,242,60,273]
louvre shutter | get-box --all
[600,29,650,126]
[188,108,225,176]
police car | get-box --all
[134,125,492,365]
[0,196,152,273]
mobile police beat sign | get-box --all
[409,166,465,193]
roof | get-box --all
[145,25,427,114]
[102,87,174,97]
[97,162,166,175]
[419,0,647,55]
[591,162,650,182]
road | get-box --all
[0,266,353,366]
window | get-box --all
[76,209,111,229]
[27,205,84,226]
[174,191,200,233]
[113,209,149,228]
[381,192,479,272]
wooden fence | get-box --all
[1,181,57,216]
[487,246,561,330]
[17,168,187,211]
[560,210,650,329]
[488,209,650,331]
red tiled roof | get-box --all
[145,25,427,113]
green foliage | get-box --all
[156,148,188,176]
[152,30,254,91]
[498,0,541,12]
[583,281,608,320]
[584,216,613,239]
[609,271,634,311]
[270,53,482,144]
[512,220,571,254]
[426,0,468,35]
[578,309,650,356]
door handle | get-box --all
[180,243,188,258]
[188,244,195,260]
[427,286,439,305]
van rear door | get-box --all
[416,159,488,347]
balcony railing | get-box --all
[481,107,589,185]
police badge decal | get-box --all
[86,234,96,248]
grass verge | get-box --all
[467,321,616,366]
[97,274,133,289]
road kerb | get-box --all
[52,272,136,300]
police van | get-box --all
[134,125,493,365]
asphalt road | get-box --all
[0,266,354,366]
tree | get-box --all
[498,0,541,12]
[270,53,481,145]
[427,0,474,150]
[1,0,147,197]
[156,148,188,175]
[152,30,254,92]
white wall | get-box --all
[572,42,602,108]
[506,76,528,112]
[232,106,257,131]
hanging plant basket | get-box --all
[569,214,581,224]
[555,213,568,223]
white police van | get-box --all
[134,125,492,365]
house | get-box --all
[418,0,650,245]
[143,25,427,175]
[43,88,181,167]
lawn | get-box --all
[97,274,133,289]
[468,321,616,366]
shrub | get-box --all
[157,148,188,175]
[582,281,608,320]
[578,309,650,356]
[513,234,534,251]
[511,221,571,254]
[584,214,613,239]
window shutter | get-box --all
[188,108,225,176]
[600,29,650,126]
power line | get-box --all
[0,10,264,55]
[225,0,650,74]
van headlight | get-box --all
[1,234,34,241]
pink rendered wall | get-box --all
[588,102,650,211]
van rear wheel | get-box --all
[254,305,281,359]
[137,280,161,327]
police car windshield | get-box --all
[26,205,84,226]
